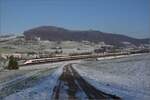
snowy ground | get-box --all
[0,60,81,100]
[1,54,150,100]
[3,66,63,100]
[0,62,63,85]
[73,53,150,100]
[0,39,96,53]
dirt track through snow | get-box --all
[52,64,121,100]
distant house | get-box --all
[94,45,114,53]
[94,48,105,53]
[82,41,91,45]
[122,41,137,50]
[35,37,41,41]
[1,53,22,59]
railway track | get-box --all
[52,64,121,100]
[21,52,130,66]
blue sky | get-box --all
[0,0,150,38]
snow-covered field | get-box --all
[0,39,96,53]
[3,66,63,100]
[73,53,150,100]
[0,60,81,100]
[0,62,63,85]
[1,54,150,100]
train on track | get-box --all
[23,49,150,66]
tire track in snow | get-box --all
[52,64,121,100]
